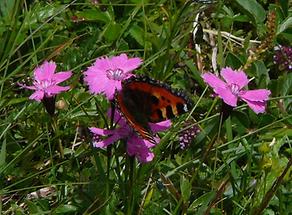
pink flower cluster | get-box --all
[90,110,171,163]
[84,54,142,100]
[202,67,271,114]
[83,54,172,163]
[21,55,272,163]
[20,61,72,101]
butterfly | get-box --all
[115,75,193,143]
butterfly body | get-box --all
[116,76,193,142]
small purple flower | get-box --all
[89,110,171,163]
[202,67,271,114]
[84,54,142,100]
[20,61,72,101]
[273,45,292,72]
[179,123,200,149]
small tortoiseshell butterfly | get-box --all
[115,76,193,143]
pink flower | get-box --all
[89,110,171,163]
[20,61,72,101]
[84,54,142,100]
[202,67,271,114]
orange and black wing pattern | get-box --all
[115,76,193,142]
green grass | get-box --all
[0,0,291,214]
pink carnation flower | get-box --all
[202,67,271,114]
[84,53,142,100]
[89,110,171,163]
[20,61,72,101]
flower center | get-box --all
[34,79,56,90]
[106,68,125,81]
[229,83,240,95]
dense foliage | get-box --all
[0,0,291,214]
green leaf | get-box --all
[129,24,144,46]
[233,14,250,22]
[180,176,191,202]
[26,201,41,214]
[185,59,205,88]
[235,0,266,24]
[225,52,244,69]
[232,111,250,134]
[0,0,16,20]
[188,191,216,213]
[281,73,292,96]
[279,30,292,43]
[104,22,122,42]
[55,204,78,214]
[225,117,233,142]
[24,3,62,27]
[75,8,111,23]
[0,139,6,168]
[253,61,270,87]
[278,17,292,34]
[6,97,27,106]
[144,187,154,207]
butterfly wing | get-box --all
[123,76,192,122]
[116,76,193,143]
[116,86,155,142]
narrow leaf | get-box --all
[235,0,266,24]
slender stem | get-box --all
[106,101,115,198]
[46,124,54,166]
[126,156,135,215]
[106,145,112,198]
[50,114,64,159]
[125,153,130,212]
[0,195,2,214]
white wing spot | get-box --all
[183,104,188,112]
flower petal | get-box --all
[84,71,107,94]
[89,127,115,136]
[94,57,111,71]
[106,109,128,127]
[103,80,122,100]
[202,72,238,106]
[34,61,56,81]
[221,67,249,89]
[93,134,121,148]
[239,89,271,102]
[150,120,172,133]
[108,54,142,75]
[110,54,128,68]
[127,136,155,163]
[84,65,112,97]
[53,71,72,84]
[29,90,44,101]
[83,54,141,99]
[46,85,70,95]
[243,100,267,114]
[119,55,143,72]
[216,87,238,107]
[202,72,227,90]
[123,58,142,71]
[18,83,36,90]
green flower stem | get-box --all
[105,102,116,199]
[50,114,64,159]
[106,145,112,198]
[126,155,135,215]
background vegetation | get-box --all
[0,0,291,214]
